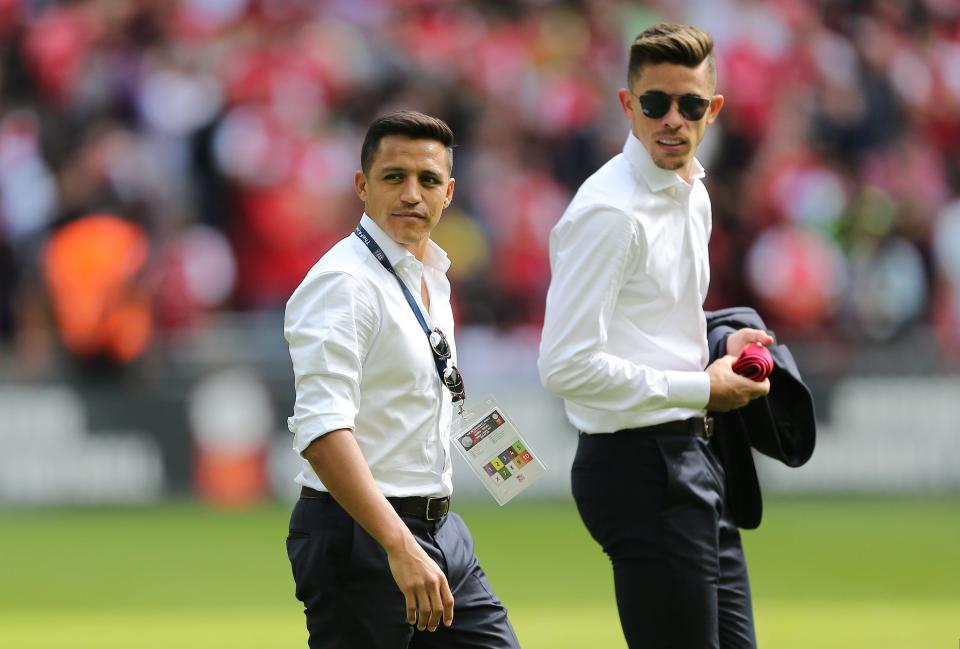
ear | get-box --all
[354,170,367,202]
[443,177,455,208]
[705,94,724,125]
[617,88,635,122]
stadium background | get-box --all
[1,0,958,647]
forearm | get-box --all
[540,349,709,412]
[302,429,408,553]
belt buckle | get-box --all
[425,496,449,521]
[424,497,439,521]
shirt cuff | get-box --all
[664,370,711,410]
[289,416,355,456]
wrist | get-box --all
[380,521,412,555]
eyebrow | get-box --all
[379,165,444,178]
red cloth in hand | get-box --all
[732,343,773,382]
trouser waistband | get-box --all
[584,416,714,438]
[299,486,451,521]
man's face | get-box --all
[355,135,454,258]
[618,60,724,181]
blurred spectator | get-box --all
[42,213,151,365]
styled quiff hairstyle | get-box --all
[627,23,716,90]
[360,110,455,174]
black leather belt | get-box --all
[300,486,450,521]
[616,416,714,438]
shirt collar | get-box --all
[623,132,706,193]
[358,213,451,273]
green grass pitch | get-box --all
[1,497,957,648]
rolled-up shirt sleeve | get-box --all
[538,205,710,412]
[284,271,379,455]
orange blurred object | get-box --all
[194,447,268,508]
[42,214,153,363]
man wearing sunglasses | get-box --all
[284,111,519,649]
[539,23,771,649]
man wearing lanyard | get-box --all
[539,24,771,649]
[284,111,520,649]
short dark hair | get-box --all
[360,110,455,174]
[627,23,716,90]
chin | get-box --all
[655,159,686,172]
[398,229,427,245]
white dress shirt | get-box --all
[284,213,456,497]
[539,132,712,434]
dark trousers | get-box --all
[286,496,521,649]
[571,429,757,649]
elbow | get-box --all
[537,354,559,393]
[538,352,582,397]
[539,361,560,395]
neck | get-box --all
[677,157,699,185]
[403,239,428,262]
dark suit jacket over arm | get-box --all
[705,307,816,529]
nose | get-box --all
[400,176,421,205]
[662,98,684,129]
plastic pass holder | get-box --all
[453,395,547,505]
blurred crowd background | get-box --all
[1,0,960,505]
[3,0,960,376]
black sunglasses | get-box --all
[429,328,466,402]
[636,91,711,121]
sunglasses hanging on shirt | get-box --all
[635,91,711,121]
[429,328,466,402]
[355,224,466,405]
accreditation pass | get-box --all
[453,396,547,505]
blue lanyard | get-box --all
[354,224,454,399]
